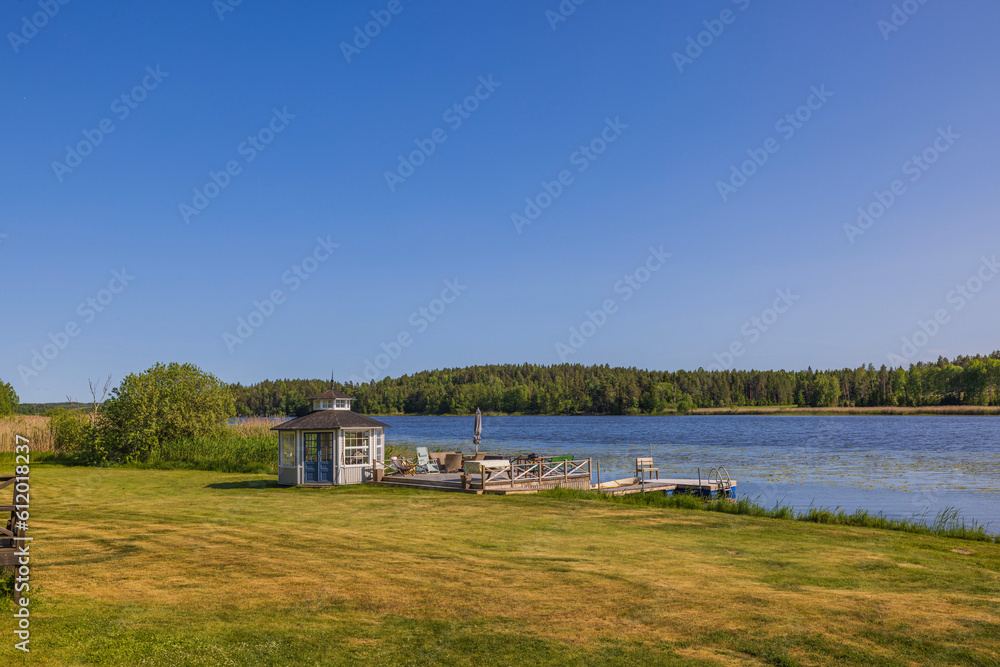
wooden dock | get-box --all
[375,461,736,499]
[592,476,737,498]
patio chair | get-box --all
[443,452,464,473]
[388,456,417,476]
[415,447,439,473]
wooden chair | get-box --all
[636,457,659,480]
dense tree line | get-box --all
[230,353,1000,416]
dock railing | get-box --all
[471,458,592,490]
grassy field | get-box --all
[2,466,999,665]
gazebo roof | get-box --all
[272,410,389,431]
[309,389,355,400]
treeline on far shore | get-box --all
[226,354,1000,417]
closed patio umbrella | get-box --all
[473,407,482,452]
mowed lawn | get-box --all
[5,467,1000,666]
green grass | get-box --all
[3,466,1000,665]
[541,488,998,543]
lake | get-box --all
[379,415,1000,531]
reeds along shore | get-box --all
[0,415,55,452]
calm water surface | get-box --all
[379,415,999,530]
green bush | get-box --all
[95,362,235,463]
[47,408,91,453]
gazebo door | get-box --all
[303,433,334,483]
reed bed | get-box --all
[141,420,279,473]
[0,415,55,452]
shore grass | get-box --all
[541,488,998,543]
[5,466,999,665]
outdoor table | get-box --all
[462,459,511,475]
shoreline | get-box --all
[368,406,1000,417]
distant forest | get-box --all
[231,354,1000,416]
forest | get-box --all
[229,353,1000,416]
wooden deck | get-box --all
[378,471,594,495]
[378,459,594,495]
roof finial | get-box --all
[330,369,335,389]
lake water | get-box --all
[379,415,999,531]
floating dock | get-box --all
[592,476,737,498]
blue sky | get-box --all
[3,0,999,402]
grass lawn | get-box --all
[4,466,999,666]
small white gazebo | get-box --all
[273,389,389,486]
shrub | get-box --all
[95,362,235,463]
[47,408,91,453]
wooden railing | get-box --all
[466,458,592,490]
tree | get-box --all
[95,362,234,462]
[0,379,18,417]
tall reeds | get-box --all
[0,416,56,453]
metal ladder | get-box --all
[705,466,734,499]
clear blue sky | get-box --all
[3,1,999,402]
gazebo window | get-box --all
[280,432,296,466]
[335,399,348,409]
[344,431,370,465]
[303,434,319,462]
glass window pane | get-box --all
[319,433,333,461]
[343,430,369,465]
[280,432,296,465]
